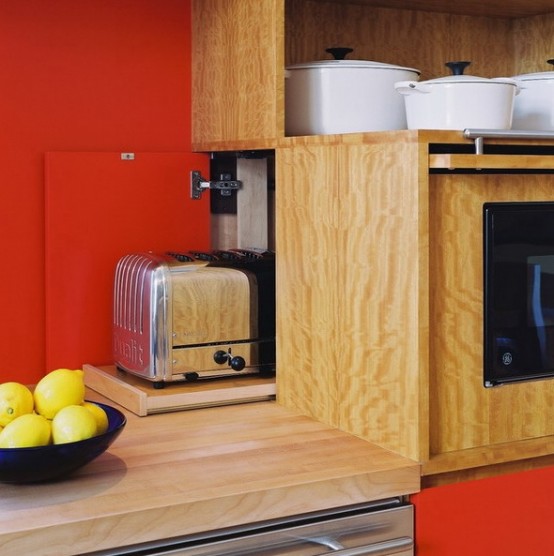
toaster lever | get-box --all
[213,349,246,372]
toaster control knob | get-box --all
[230,356,246,371]
[213,350,229,365]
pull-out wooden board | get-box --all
[84,364,276,416]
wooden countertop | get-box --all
[0,397,420,556]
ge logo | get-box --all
[502,352,513,366]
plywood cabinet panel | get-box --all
[276,145,342,426]
[192,0,284,147]
[285,1,513,79]
[513,14,554,74]
[430,174,554,453]
[429,173,554,454]
[276,132,554,475]
[276,138,429,462]
[318,0,554,19]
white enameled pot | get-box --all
[395,62,519,130]
[512,61,554,130]
[285,48,420,135]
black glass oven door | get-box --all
[484,202,554,387]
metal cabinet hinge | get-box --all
[190,170,242,200]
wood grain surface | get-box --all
[192,0,554,151]
[0,396,419,556]
[276,131,554,478]
[285,1,513,80]
[192,0,284,145]
[429,173,554,455]
[276,139,429,463]
[84,365,276,416]
[310,0,554,19]
[430,155,554,170]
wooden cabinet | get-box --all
[276,132,425,463]
[192,0,554,476]
[192,0,554,151]
[192,0,285,148]
[275,132,554,477]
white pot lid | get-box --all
[513,71,554,81]
[513,60,554,81]
[286,59,420,74]
[421,74,518,86]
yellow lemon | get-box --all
[33,369,85,419]
[82,402,109,435]
[0,413,52,448]
[0,382,34,427]
[51,405,97,444]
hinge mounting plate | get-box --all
[190,170,242,200]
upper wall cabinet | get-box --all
[192,0,554,151]
[192,0,285,150]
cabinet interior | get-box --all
[193,0,554,150]
[285,0,554,80]
[305,0,554,19]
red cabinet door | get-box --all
[45,151,210,371]
[412,465,554,554]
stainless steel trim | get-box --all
[313,536,413,555]
[464,129,554,140]
[463,129,554,155]
[86,501,413,555]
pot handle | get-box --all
[394,81,432,95]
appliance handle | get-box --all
[463,129,554,155]
[464,129,554,140]
[307,535,413,555]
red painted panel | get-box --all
[413,466,554,554]
[45,151,209,371]
[0,1,194,383]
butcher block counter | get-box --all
[0,395,420,556]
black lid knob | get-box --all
[325,47,354,60]
[445,61,471,75]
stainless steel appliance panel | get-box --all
[88,499,413,556]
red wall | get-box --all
[413,465,554,554]
[0,0,193,383]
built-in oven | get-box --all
[85,498,414,555]
[484,201,554,386]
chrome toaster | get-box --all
[112,250,275,387]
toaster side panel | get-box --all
[113,253,171,379]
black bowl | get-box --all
[0,401,126,483]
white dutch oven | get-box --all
[395,61,519,130]
[285,48,420,136]
[512,60,554,130]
